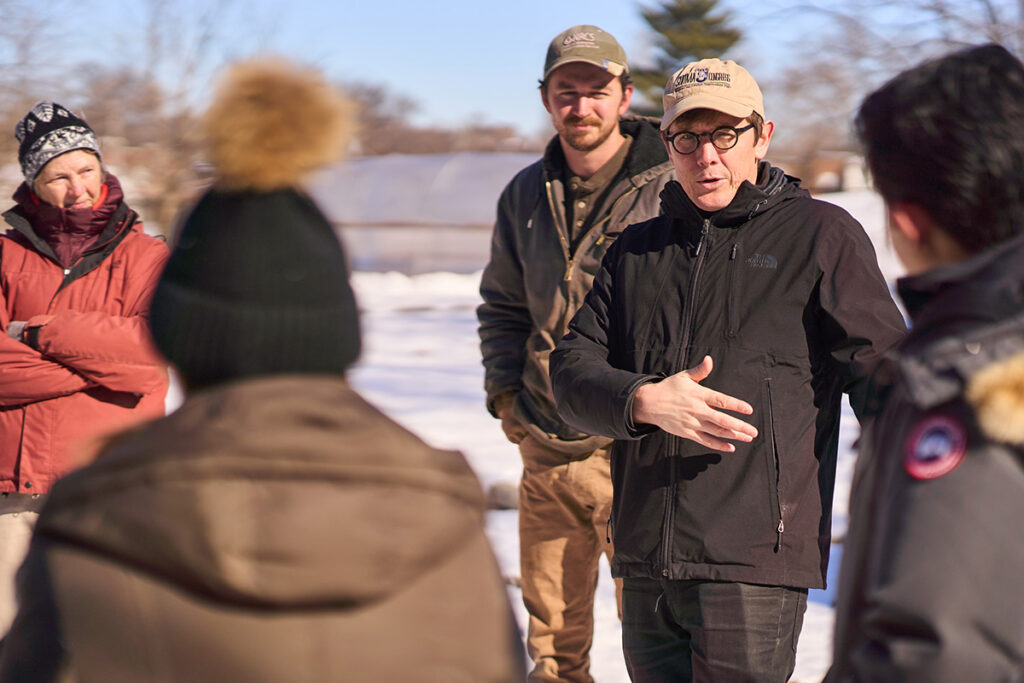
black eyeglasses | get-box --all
[662,124,755,155]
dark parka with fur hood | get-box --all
[478,117,673,454]
[827,232,1024,682]
[551,165,906,589]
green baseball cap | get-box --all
[543,25,628,80]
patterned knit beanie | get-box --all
[15,101,102,183]
[149,58,359,390]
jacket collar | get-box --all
[898,230,1024,327]
[4,173,131,265]
[896,231,1024,409]
[659,161,800,228]
[542,116,671,187]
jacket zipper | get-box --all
[726,242,740,338]
[764,378,785,551]
[50,264,81,310]
[545,180,574,282]
[676,219,711,372]
[660,218,712,577]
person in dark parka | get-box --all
[826,43,1024,683]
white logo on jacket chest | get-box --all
[745,253,777,269]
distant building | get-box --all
[773,150,868,195]
[309,152,540,227]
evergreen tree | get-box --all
[632,0,742,115]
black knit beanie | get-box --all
[149,188,360,389]
[15,101,102,183]
[149,58,359,390]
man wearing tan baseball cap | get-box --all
[551,57,905,681]
[479,23,675,683]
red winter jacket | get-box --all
[0,176,169,493]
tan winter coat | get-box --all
[0,376,524,683]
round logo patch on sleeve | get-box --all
[904,415,968,480]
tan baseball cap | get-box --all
[543,25,628,80]
[661,58,764,130]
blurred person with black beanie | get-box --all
[0,58,524,683]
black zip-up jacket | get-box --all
[550,164,906,588]
[827,232,1024,682]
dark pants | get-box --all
[621,577,807,683]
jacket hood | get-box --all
[895,231,1024,423]
[541,115,671,185]
[967,349,1024,445]
[659,161,803,229]
[898,230,1024,328]
[34,376,487,609]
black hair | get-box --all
[856,43,1024,253]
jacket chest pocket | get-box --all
[725,242,742,338]
[762,376,785,552]
[583,229,622,273]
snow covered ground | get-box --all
[341,188,903,683]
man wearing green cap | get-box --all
[477,24,674,683]
[551,57,906,680]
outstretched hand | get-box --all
[631,356,757,452]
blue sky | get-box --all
[256,0,804,135]
[273,0,654,134]
[56,0,823,138]
[52,1,1017,138]
[113,0,812,138]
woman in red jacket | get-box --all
[0,102,168,638]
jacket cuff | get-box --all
[23,314,55,351]
[487,390,518,418]
[23,325,41,351]
[623,375,662,438]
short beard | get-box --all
[560,115,613,152]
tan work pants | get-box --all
[518,436,620,683]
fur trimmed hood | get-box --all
[968,350,1024,445]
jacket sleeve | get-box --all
[22,239,168,396]
[477,185,530,416]
[0,335,92,407]
[816,211,906,419]
[550,240,659,440]
[828,437,1024,682]
[0,281,92,407]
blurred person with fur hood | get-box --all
[827,43,1024,682]
[0,102,169,639]
[0,59,525,682]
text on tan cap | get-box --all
[661,58,764,130]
